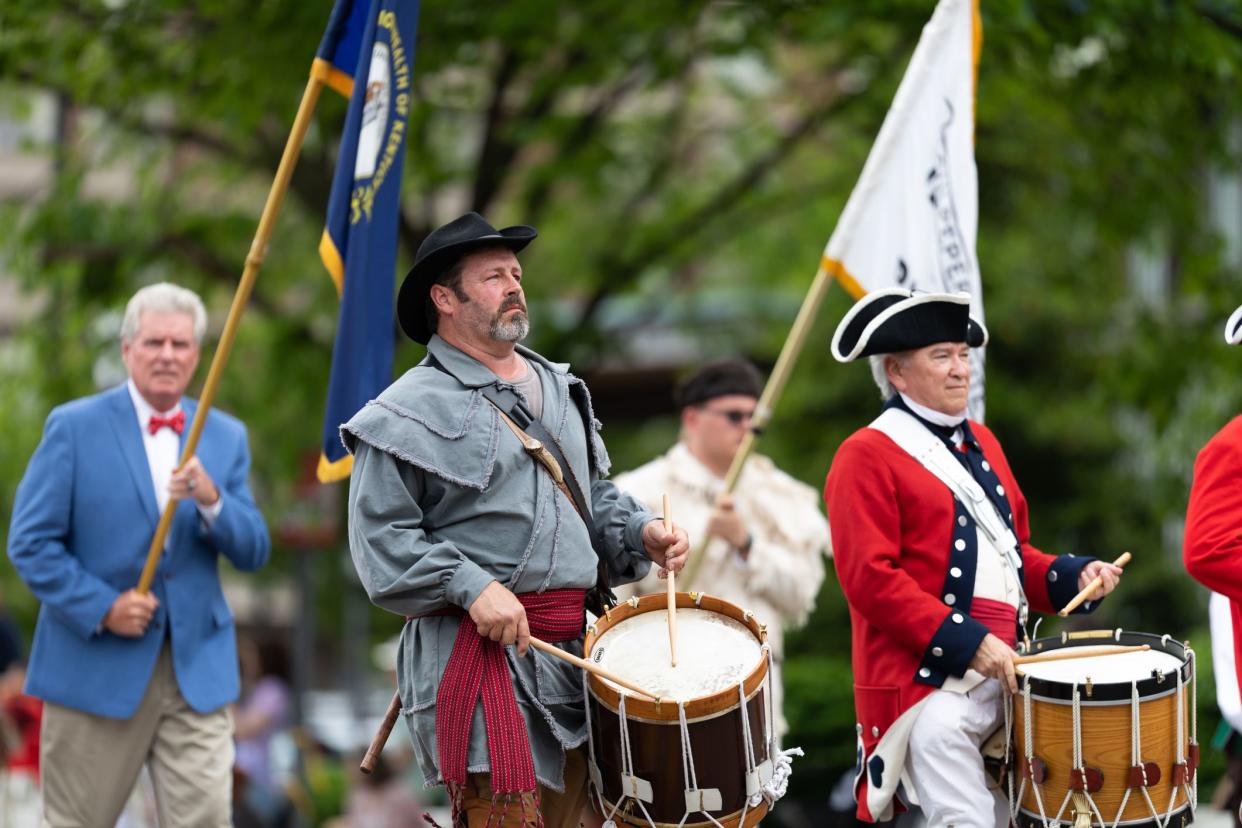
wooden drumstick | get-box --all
[664,493,677,668]
[1014,643,1150,667]
[361,632,663,772]
[528,637,661,700]
[1058,551,1131,617]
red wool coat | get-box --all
[824,418,1092,821]
[1185,416,1242,707]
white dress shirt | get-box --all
[126,380,222,527]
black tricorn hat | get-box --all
[830,288,989,362]
[1227,304,1242,346]
[397,212,537,344]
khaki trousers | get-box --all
[463,746,590,828]
[40,641,233,828]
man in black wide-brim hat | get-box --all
[339,212,690,828]
[824,288,1122,825]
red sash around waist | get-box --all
[427,588,586,795]
[969,596,1018,648]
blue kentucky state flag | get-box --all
[317,0,420,482]
[312,0,372,99]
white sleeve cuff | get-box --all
[197,496,224,527]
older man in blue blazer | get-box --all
[8,282,270,827]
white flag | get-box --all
[823,0,986,419]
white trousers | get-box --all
[905,679,1009,828]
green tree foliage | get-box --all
[3,0,1242,815]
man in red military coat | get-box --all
[1185,303,1242,824]
[824,289,1122,826]
[1186,417,1242,701]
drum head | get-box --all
[590,607,763,702]
[1020,647,1183,683]
[1018,630,1191,702]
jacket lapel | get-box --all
[179,397,198,459]
[108,386,159,527]
[167,397,202,551]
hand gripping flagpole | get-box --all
[136,69,329,593]
[680,259,841,588]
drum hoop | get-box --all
[588,682,767,725]
[583,592,769,721]
[1016,802,1190,828]
[1018,630,1191,703]
[596,795,770,828]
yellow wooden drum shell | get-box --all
[1013,691,1190,820]
[1011,631,1195,828]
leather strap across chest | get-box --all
[420,353,618,614]
[479,384,616,613]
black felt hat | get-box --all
[397,212,537,344]
[830,289,989,362]
[675,360,764,409]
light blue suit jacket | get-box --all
[7,384,270,718]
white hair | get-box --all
[121,283,207,344]
[869,353,900,401]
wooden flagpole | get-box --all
[681,259,838,587]
[137,71,328,593]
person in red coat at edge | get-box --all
[1184,302,1242,824]
[823,289,1123,826]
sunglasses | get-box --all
[700,407,755,425]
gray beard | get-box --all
[490,311,529,343]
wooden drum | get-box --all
[1011,630,1198,828]
[583,593,773,828]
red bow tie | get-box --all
[148,410,185,435]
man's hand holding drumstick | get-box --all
[969,633,1021,695]
[970,553,1128,695]
[642,516,689,580]
[1060,552,1128,616]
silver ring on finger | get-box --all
[187,477,197,492]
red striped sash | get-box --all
[970,596,1018,648]
[431,588,586,795]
